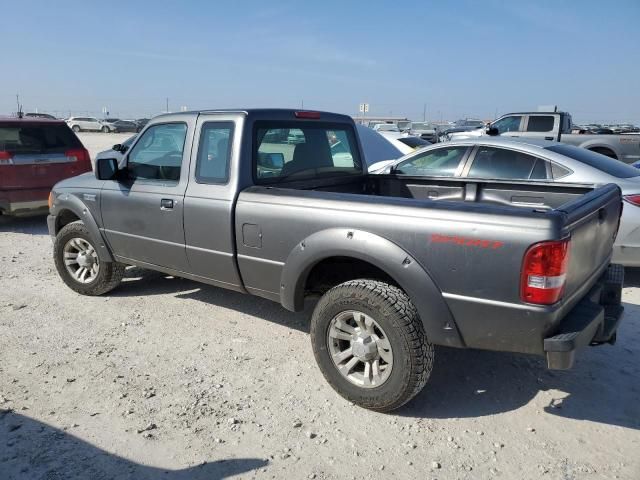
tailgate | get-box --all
[560,183,622,298]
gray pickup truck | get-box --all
[48,109,624,412]
[447,110,640,163]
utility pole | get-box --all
[166,97,169,113]
[423,103,426,122]
[301,99,304,109]
[15,94,22,117]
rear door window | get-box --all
[195,122,234,184]
[526,116,554,132]
[467,147,549,180]
[394,146,468,176]
[255,122,361,182]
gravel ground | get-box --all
[0,133,639,479]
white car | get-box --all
[93,135,137,170]
[372,123,400,133]
[66,116,107,133]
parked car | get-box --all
[111,120,138,133]
[99,118,121,133]
[410,122,440,142]
[372,123,400,133]
[0,117,91,216]
[94,135,136,170]
[135,118,150,132]
[48,109,623,412]
[66,117,106,133]
[446,110,640,163]
[377,137,640,266]
[24,113,57,120]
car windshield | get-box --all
[546,144,640,178]
[397,137,431,149]
[376,124,399,131]
[0,122,81,154]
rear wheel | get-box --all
[589,147,617,159]
[53,221,125,295]
[72,125,81,133]
[310,279,433,412]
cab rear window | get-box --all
[0,122,81,154]
[254,121,362,182]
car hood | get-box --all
[53,172,100,191]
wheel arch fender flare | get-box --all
[280,228,464,347]
[51,194,114,262]
[578,141,619,158]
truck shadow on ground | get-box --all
[0,410,267,480]
[0,215,48,235]
[113,269,639,431]
[401,321,639,431]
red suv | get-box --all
[0,117,91,216]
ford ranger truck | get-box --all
[47,109,624,412]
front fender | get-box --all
[280,228,464,348]
[50,192,114,262]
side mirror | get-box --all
[269,152,284,170]
[486,126,499,136]
[112,143,128,153]
[96,157,119,180]
[259,152,284,170]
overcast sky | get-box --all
[2,0,639,123]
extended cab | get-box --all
[48,109,624,411]
[447,110,640,164]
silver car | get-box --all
[66,116,106,133]
[378,137,640,266]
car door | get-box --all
[462,145,550,181]
[182,114,244,289]
[88,118,101,131]
[100,117,195,272]
[523,114,559,141]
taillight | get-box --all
[0,150,13,165]
[520,239,570,305]
[294,111,321,119]
[623,194,640,206]
[65,148,91,170]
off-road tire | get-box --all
[53,221,125,295]
[310,279,434,412]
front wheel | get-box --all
[53,221,125,295]
[101,126,110,133]
[310,279,434,412]
[72,125,81,132]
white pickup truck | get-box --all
[446,111,640,164]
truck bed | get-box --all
[235,174,621,353]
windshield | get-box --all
[254,121,362,182]
[397,137,431,149]
[546,144,640,178]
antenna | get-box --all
[16,93,23,118]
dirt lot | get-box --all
[0,133,639,479]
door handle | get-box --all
[544,136,554,140]
[160,198,174,210]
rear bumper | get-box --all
[544,264,624,369]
